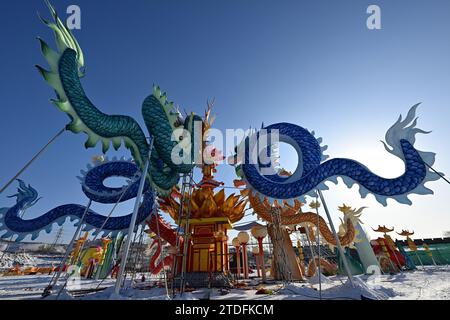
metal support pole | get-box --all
[304,228,318,273]
[258,238,267,283]
[235,246,241,280]
[57,177,138,294]
[171,174,187,297]
[317,190,354,287]
[113,153,151,296]
[155,212,170,298]
[431,255,437,266]
[415,251,424,269]
[423,162,450,185]
[242,243,249,279]
[255,251,261,277]
[129,226,145,284]
[180,172,194,296]
[1,128,65,194]
[316,204,322,300]
[44,199,92,297]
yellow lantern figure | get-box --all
[423,243,437,266]
[384,234,396,249]
[308,226,316,244]
[296,242,306,276]
[373,226,403,271]
[297,243,304,262]
[379,239,397,272]
[98,238,112,266]
[379,239,391,259]
[407,237,418,251]
[397,230,424,269]
[423,243,431,256]
[406,237,423,268]
[70,232,89,265]
[384,234,403,270]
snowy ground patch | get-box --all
[0,266,449,300]
[0,252,38,270]
[0,251,63,271]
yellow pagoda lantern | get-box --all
[158,104,247,275]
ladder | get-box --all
[171,171,195,297]
[51,227,64,248]
[129,227,146,285]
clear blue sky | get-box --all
[0,0,449,244]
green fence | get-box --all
[401,243,450,266]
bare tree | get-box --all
[443,230,450,237]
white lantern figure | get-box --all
[251,225,268,282]
[237,232,250,279]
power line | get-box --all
[0,127,66,194]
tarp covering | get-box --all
[232,221,264,231]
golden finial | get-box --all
[203,98,216,132]
[309,200,321,209]
[397,230,414,237]
[372,225,394,234]
[338,204,352,214]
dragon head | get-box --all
[378,104,441,204]
[38,0,85,77]
[337,204,366,243]
[338,204,366,225]
[7,180,41,210]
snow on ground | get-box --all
[0,252,38,270]
[0,241,67,255]
[0,252,63,271]
[0,241,66,271]
[374,267,450,300]
[0,275,54,300]
[0,275,118,300]
[0,266,449,300]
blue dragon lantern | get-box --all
[0,161,154,241]
[1,1,201,241]
[0,1,442,243]
[233,105,440,206]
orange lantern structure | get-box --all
[158,104,247,276]
[160,172,246,274]
[70,232,89,265]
